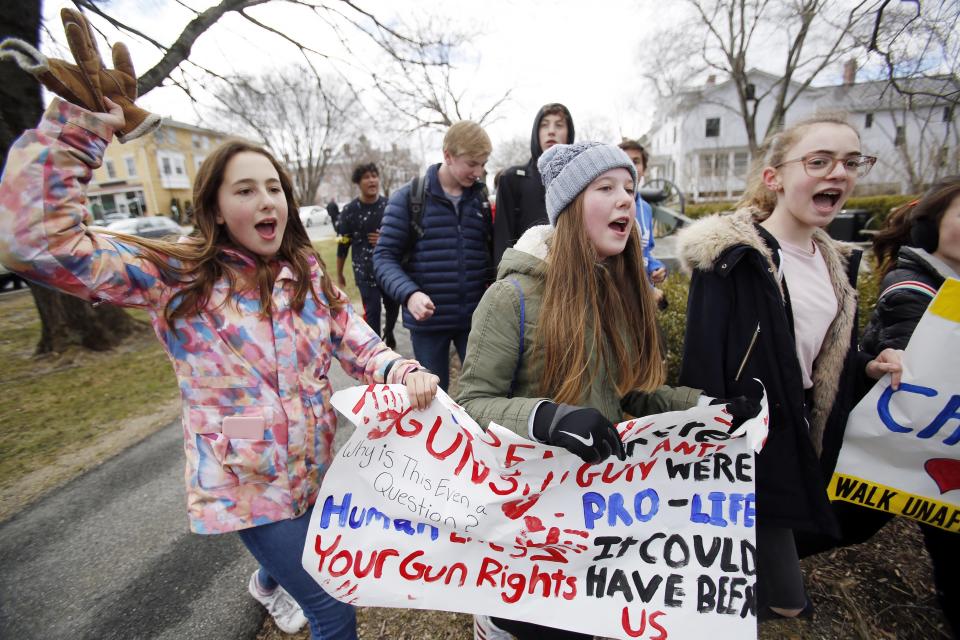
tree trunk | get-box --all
[1,0,140,355]
[29,285,141,353]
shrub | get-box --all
[845,195,918,229]
[685,201,736,219]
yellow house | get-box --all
[88,119,230,221]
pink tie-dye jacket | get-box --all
[0,99,417,534]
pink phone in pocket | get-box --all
[221,416,265,440]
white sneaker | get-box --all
[247,570,308,634]
[474,614,513,640]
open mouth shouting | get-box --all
[255,218,279,240]
[609,216,631,235]
[812,188,843,214]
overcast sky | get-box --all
[40,0,691,159]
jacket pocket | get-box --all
[189,405,279,490]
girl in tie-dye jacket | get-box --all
[0,98,438,638]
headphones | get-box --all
[910,205,939,252]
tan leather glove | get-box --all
[0,8,161,142]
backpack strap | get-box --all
[506,277,525,399]
[401,175,427,267]
[409,175,427,240]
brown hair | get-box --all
[540,103,568,121]
[536,195,664,404]
[101,140,343,327]
[618,139,649,171]
[873,176,960,278]
[738,113,858,214]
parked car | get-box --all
[102,212,130,224]
[299,206,329,227]
[105,216,186,239]
[0,262,25,291]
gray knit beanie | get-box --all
[537,142,638,225]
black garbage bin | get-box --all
[827,208,871,241]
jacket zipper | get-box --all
[734,322,761,382]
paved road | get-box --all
[0,320,415,640]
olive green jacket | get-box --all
[456,225,702,436]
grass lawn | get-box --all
[0,293,178,507]
[0,238,355,517]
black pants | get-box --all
[797,501,958,637]
[489,617,591,640]
[358,282,398,339]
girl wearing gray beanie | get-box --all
[457,142,711,640]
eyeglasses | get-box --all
[775,154,877,178]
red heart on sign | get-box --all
[924,458,960,494]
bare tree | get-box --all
[212,67,356,204]
[876,91,960,193]
[3,0,513,354]
[647,0,876,154]
[863,0,959,107]
[365,21,512,131]
[338,135,420,198]
[1,0,141,355]
[487,135,529,177]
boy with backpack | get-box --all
[374,121,494,391]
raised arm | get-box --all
[0,99,167,309]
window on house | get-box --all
[104,159,117,179]
[699,152,729,178]
[705,118,720,138]
[699,154,712,177]
[895,126,905,146]
[734,151,749,177]
[157,151,190,189]
[938,147,949,168]
[673,127,677,143]
[194,155,206,170]
[124,156,136,177]
[865,113,873,128]
[946,106,955,123]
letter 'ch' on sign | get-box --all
[302,383,770,640]
[830,278,960,533]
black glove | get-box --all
[710,396,761,430]
[532,402,626,463]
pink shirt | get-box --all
[779,241,838,389]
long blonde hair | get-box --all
[101,141,343,327]
[738,113,858,215]
[537,195,665,404]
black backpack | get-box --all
[401,175,491,265]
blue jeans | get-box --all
[239,505,357,639]
[409,328,469,391]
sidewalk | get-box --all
[0,322,415,639]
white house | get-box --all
[644,66,958,201]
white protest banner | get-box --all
[303,384,768,640]
[829,278,960,532]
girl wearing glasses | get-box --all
[676,114,903,621]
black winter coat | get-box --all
[862,247,957,354]
[373,163,493,332]
[678,209,872,536]
[492,104,575,267]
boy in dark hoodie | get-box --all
[492,103,575,266]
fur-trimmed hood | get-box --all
[496,224,552,280]
[678,207,861,455]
